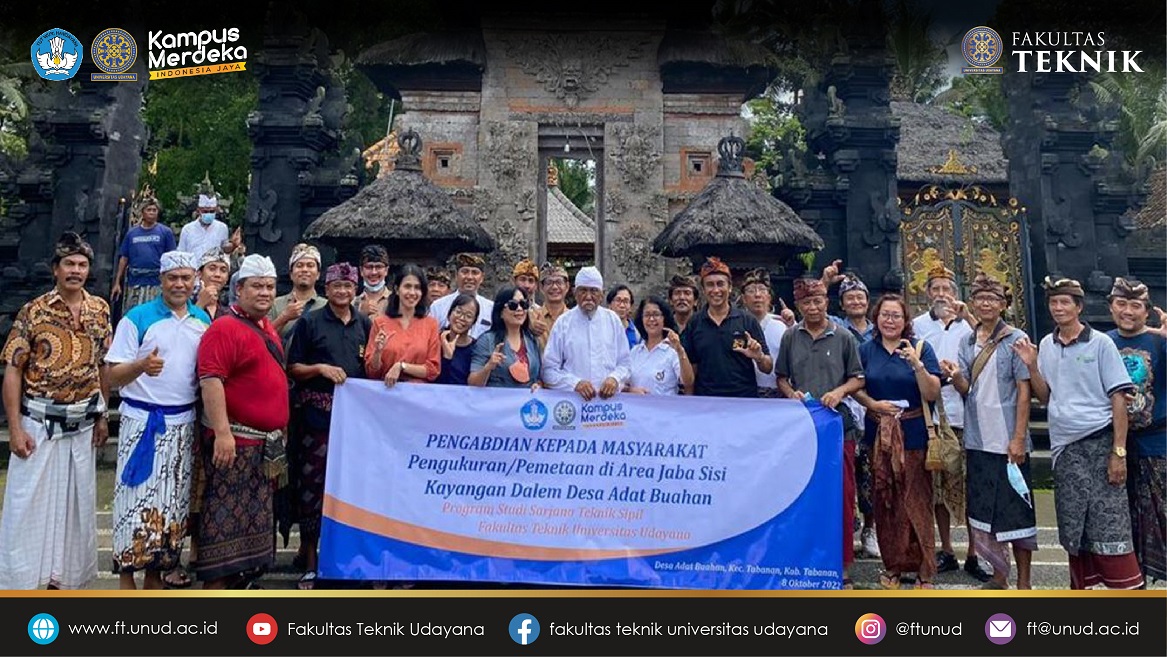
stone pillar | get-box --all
[0,75,145,332]
[785,2,900,297]
[246,15,354,285]
[1001,72,1143,335]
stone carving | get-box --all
[470,186,499,223]
[610,223,657,284]
[515,189,536,222]
[862,192,900,246]
[644,193,668,224]
[485,121,535,189]
[485,219,530,287]
[609,123,660,193]
[248,187,282,244]
[604,191,627,220]
[504,33,648,108]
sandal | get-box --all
[981,580,1008,590]
[914,580,935,590]
[163,567,192,589]
[878,572,900,590]
[298,572,317,590]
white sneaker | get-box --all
[861,527,880,558]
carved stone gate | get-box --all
[899,185,1034,331]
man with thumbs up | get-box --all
[105,251,211,590]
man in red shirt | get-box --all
[194,254,290,589]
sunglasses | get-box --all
[504,300,530,311]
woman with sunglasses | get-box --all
[436,294,480,386]
[626,296,694,395]
[469,287,542,390]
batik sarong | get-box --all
[191,432,273,582]
[122,285,161,313]
[966,449,1039,579]
[111,415,195,573]
[1054,428,1144,589]
[1129,455,1166,582]
[932,428,967,521]
[871,410,936,580]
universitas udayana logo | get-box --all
[961,26,1004,74]
[91,28,138,81]
[30,28,83,81]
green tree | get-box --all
[936,75,1008,131]
[0,29,32,160]
[139,73,258,226]
[745,89,806,177]
[1087,66,1167,171]
[886,0,949,103]
[554,159,595,216]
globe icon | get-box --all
[28,613,59,644]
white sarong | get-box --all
[112,415,194,573]
[0,417,98,589]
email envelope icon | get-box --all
[989,620,1013,638]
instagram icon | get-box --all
[855,613,886,645]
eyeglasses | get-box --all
[972,295,1003,304]
[450,309,476,321]
[543,279,567,288]
[504,300,530,311]
[878,312,904,320]
[642,312,664,319]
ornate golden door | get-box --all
[899,185,1033,331]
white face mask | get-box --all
[364,279,387,293]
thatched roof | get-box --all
[357,31,486,67]
[304,130,493,257]
[892,101,1007,185]
[657,31,776,68]
[654,136,823,260]
[1130,165,1166,258]
[547,186,595,244]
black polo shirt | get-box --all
[681,306,769,398]
[287,303,372,430]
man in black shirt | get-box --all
[681,257,771,398]
[286,262,371,589]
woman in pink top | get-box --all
[364,264,441,385]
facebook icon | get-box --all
[508,613,540,646]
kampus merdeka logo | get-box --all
[147,28,246,69]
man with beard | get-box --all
[429,253,493,339]
[271,243,324,340]
[1016,276,1140,589]
[739,268,786,398]
[543,266,631,401]
[530,263,570,348]
[106,251,210,590]
[0,232,112,590]
[354,245,392,318]
[287,262,370,589]
[1106,277,1167,584]
[669,274,700,335]
[194,255,289,589]
[111,195,177,312]
[681,257,771,398]
[912,264,987,582]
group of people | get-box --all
[0,210,1162,592]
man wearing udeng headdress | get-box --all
[0,232,112,589]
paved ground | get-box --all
[0,466,1160,591]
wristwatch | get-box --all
[1112,446,1127,458]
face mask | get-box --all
[199,212,215,225]
[364,279,386,293]
[1006,462,1031,508]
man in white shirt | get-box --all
[740,268,786,398]
[428,253,493,339]
[911,264,988,582]
[176,194,240,264]
[543,266,631,401]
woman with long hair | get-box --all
[854,294,943,589]
[469,286,542,389]
[626,296,693,395]
[364,264,440,386]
